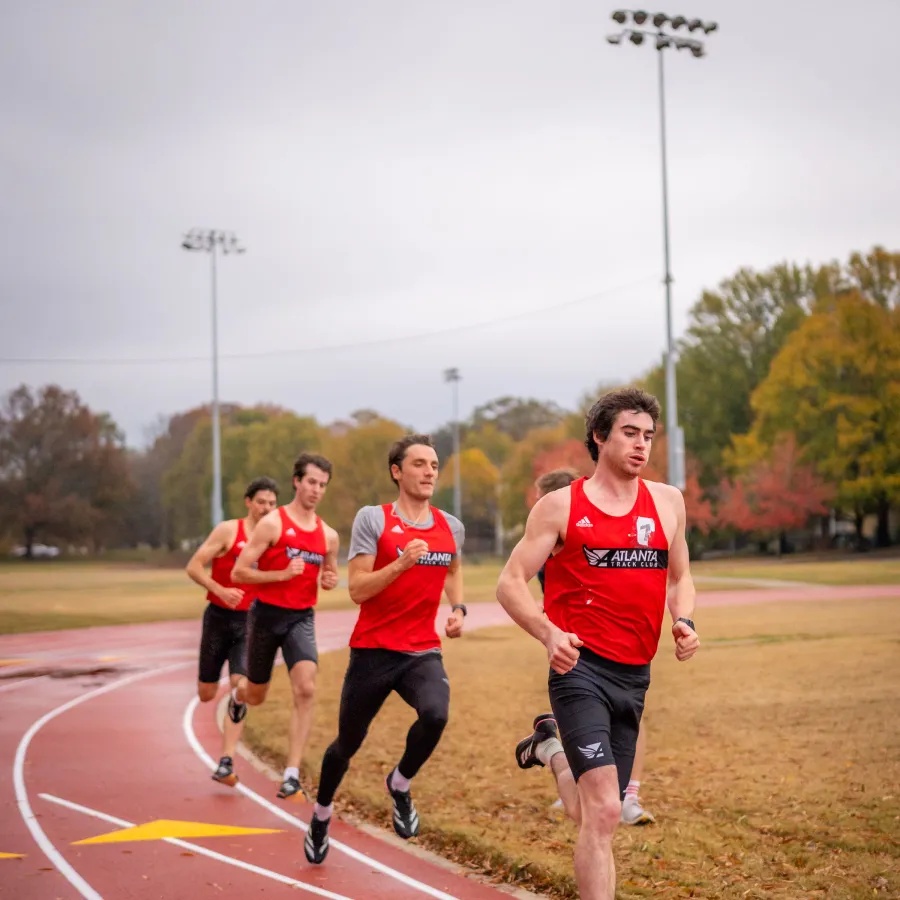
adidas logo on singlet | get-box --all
[286,547,325,566]
[395,547,453,567]
[575,516,593,527]
[391,525,404,534]
[582,546,668,569]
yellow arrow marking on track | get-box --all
[74,819,283,844]
[0,852,25,859]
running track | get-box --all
[1,586,897,899]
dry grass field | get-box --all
[244,594,900,900]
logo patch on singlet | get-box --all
[635,516,655,547]
[286,546,324,565]
[582,546,668,569]
[395,547,453,567]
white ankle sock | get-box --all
[536,737,564,767]
[284,767,299,782]
[624,780,640,799]
[313,803,333,821]
[231,687,243,704]
[390,767,411,792]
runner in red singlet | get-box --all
[185,476,279,786]
[232,453,339,801]
[303,434,467,865]
[497,388,700,900]
[534,467,656,826]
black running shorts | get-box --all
[245,599,318,685]
[548,646,650,797]
[198,604,248,684]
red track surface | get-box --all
[1,587,896,899]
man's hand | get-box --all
[544,625,582,674]
[320,567,339,590]
[673,620,699,661]
[444,608,465,639]
[280,558,305,581]
[398,539,429,571]
[218,587,245,609]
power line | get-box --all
[0,276,655,367]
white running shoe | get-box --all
[621,795,656,825]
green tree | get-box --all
[500,424,572,528]
[435,448,499,525]
[232,414,322,509]
[462,422,515,468]
[742,292,900,545]
[471,396,567,441]
[319,415,407,540]
[0,384,133,555]
[644,261,838,485]
[845,246,900,309]
[162,410,323,543]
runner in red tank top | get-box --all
[185,476,279,787]
[497,388,700,900]
[232,453,340,801]
[304,434,467,866]
[532,467,657,826]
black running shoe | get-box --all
[277,775,308,801]
[304,814,330,865]
[227,694,247,724]
[386,771,419,839]
[515,713,558,769]
[211,756,238,787]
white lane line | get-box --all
[184,696,462,900]
[0,675,48,693]
[38,793,354,900]
[14,662,191,900]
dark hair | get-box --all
[388,433,435,485]
[535,468,578,495]
[584,388,661,462]
[244,476,279,499]
[293,452,333,482]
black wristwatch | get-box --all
[675,616,696,632]
[452,604,468,617]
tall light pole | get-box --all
[443,367,462,520]
[181,228,246,528]
[607,10,718,491]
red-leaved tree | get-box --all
[715,436,833,550]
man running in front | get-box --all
[535,467,657,826]
[304,433,466,865]
[185,476,279,786]
[497,388,700,900]
[232,452,339,801]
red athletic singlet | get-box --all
[254,507,326,611]
[207,519,252,611]
[543,478,668,665]
[350,505,457,653]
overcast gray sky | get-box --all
[1,0,898,446]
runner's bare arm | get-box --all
[496,493,583,674]
[443,556,465,638]
[232,512,301,584]
[320,525,340,591]
[665,488,700,661]
[185,522,235,601]
[666,488,696,621]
